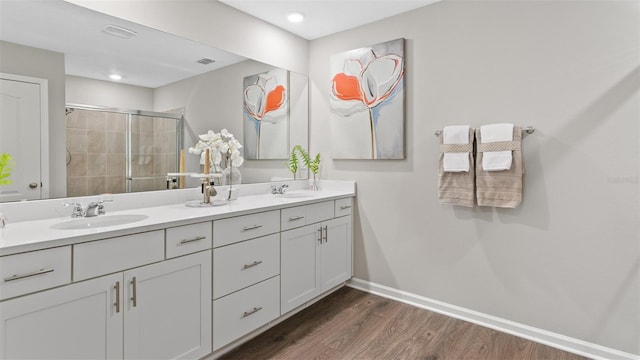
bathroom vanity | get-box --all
[0,180,355,359]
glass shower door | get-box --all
[128,113,183,193]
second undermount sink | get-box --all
[276,191,316,199]
[51,214,149,230]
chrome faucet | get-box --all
[64,200,113,218]
[271,184,288,195]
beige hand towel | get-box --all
[475,126,524,208]
[438,128,475,207]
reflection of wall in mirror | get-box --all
[242,68,289,160]
[0,40,66,199]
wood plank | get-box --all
[219,287,589,360]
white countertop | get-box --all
[0,183,355,256]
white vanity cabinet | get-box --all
[0,222,212,360]
[280,199,353,314]
[0,273,123,359]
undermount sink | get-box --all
[276,191,316,199]
[51,214,149,230]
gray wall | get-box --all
[309,0,639,355]
[66,75,154,111]
[0,41,66,198]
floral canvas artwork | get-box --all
[243,68,289,159]
[330,38,405,159]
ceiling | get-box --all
[219,0,441,40]
[0,0,439,88]
[0,0,246,88]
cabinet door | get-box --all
[320,216,352,292]
[280,223,321,314]
[0,273,123,360]
[123,250,211,360]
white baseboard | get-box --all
[347,278,639,360]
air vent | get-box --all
[196,58,216,65]
[101,25,137,39]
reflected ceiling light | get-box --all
[102,24,137,39]
[287,12,304,23]
[109,74,122,80]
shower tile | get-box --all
[87,130,106,153]
[106,154,125,176]
[87,153,107,177]
[106,113,126,131]
[68,153,88,177]
[67,177,88,197]
[87,176,107,195]
[137,116,154,134]
[106,131,125,153]
[163,132,177,153]
[85,111,107,130]
[107,176,125,194]
[66,110,86,129]
[66,129,87,153]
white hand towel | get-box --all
[481,123,513,171]
[442,125,470,172]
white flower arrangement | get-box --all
[188,129,244,173]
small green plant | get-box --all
[287,146,321,180]
[294,145,320,176]
[286,146,299,179]
[0,153,14,186]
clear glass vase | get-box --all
[309,173,319,191]
[222,166,242,186]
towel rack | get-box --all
[434,126,535,136]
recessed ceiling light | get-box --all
[287,12,304,23]
[102,24,137,39]
[109,74,122,81]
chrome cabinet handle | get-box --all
[288,215,304,221]
[114,281,120,313]
[340,205,352,210]
[179,236,206,244]
[4,268,54,282]
[242,260,262,270]
[130,277,137,307]
[323,225,328,243]
[242,224,262,231]
[242,306,262,318]
[318,227,323,244]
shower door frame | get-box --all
[65,103,184,194]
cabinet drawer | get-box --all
[305,201,334,225]
[213,276,280,351]
[213,210,280,247]
[0,246,71,300]
[213,234,279,299]
[280,205,307,231]
[166,221,212,259]
[281,201,334,231]
[335,198,353,218]
[74,230,164,281]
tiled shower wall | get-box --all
[66,109,178,197]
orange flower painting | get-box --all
[330,38,405,159]
[243,68,289,159]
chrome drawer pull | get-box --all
[114,281,121,313]
[242,260,263,270]
[242,224,262,231]
[242,306,263,318]
[179,236,206,244]
[288,215,304,221]
[340,205,352,210]
[130,277,137,307]
[4,268,55,282]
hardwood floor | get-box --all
[220,287,590,360]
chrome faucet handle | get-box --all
[63,202,84,218]
[271,184,288,194]
[97,199,113,215]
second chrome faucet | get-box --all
[65,199,113,218]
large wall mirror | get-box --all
[0,0,308,203]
